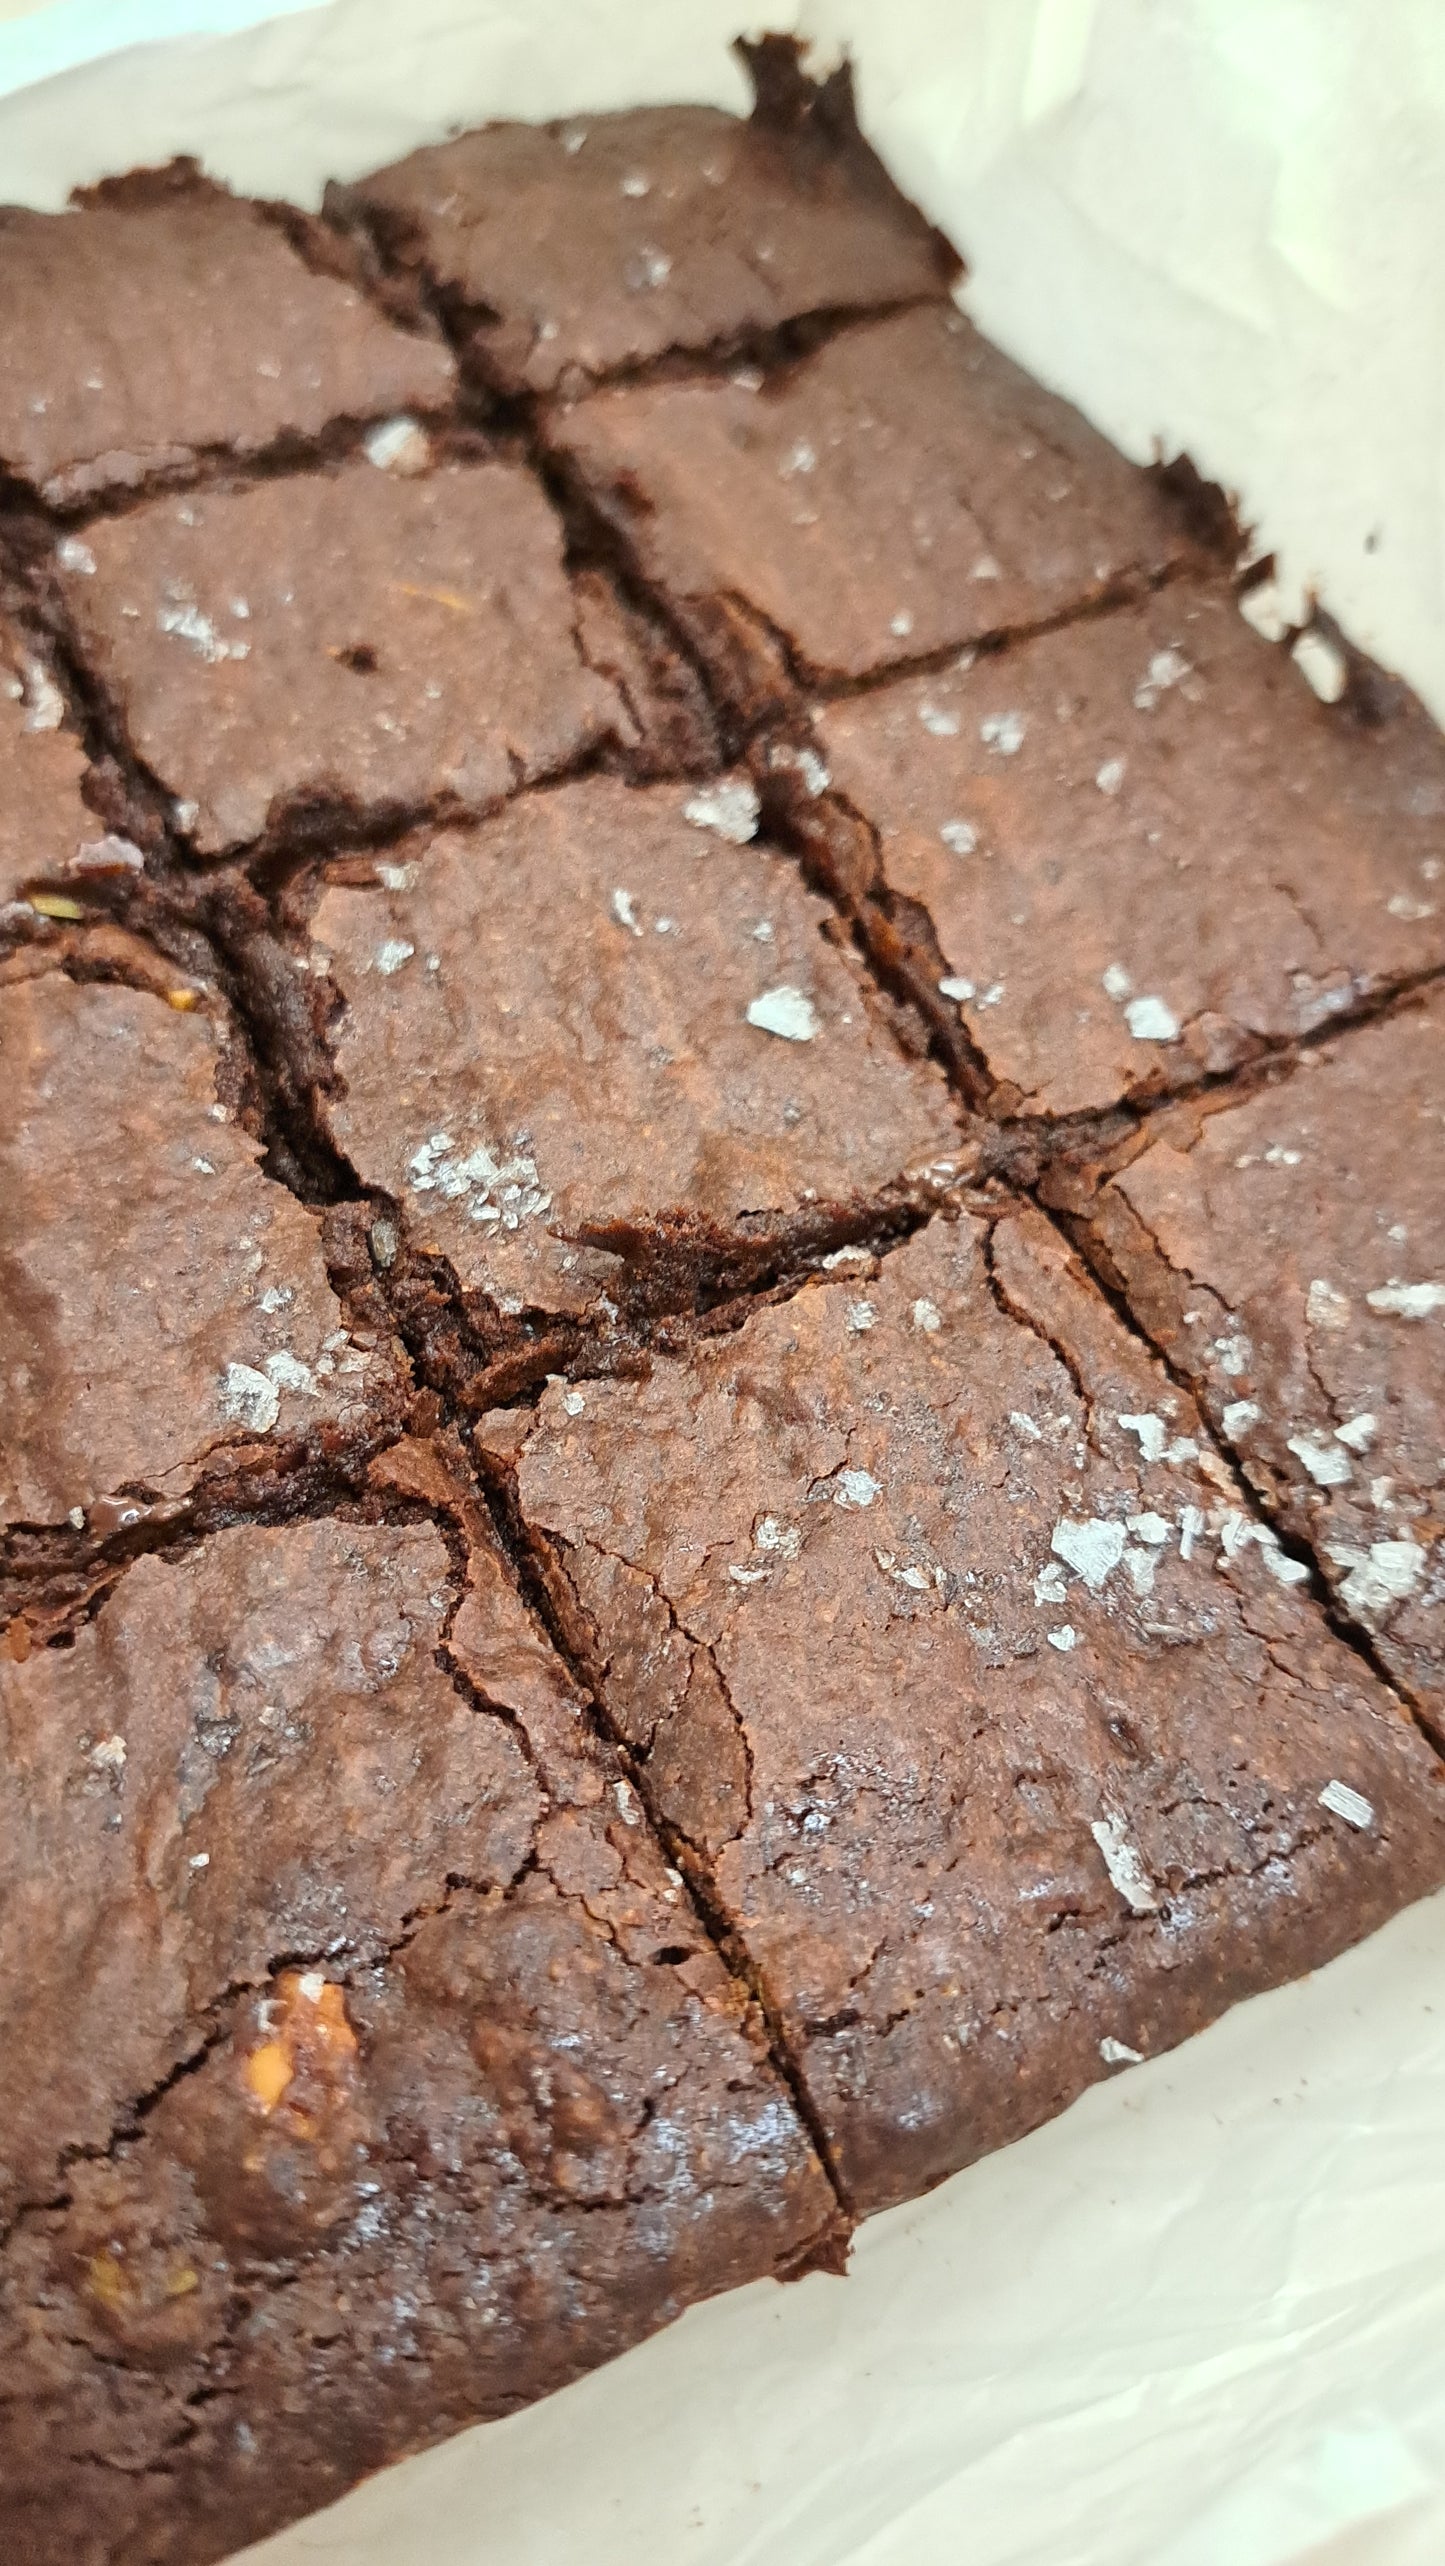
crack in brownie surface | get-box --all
[546,303,1193,719]
[50,459,625,857]
[0,1482,839,2565]
[495,1205,1445,2214]
[0,955,404,1531]
[1051,991,1445,1731]
[802,584,1445,1121]
[304,775,966,1342]
[329,51,955,400]
[0,163,455,510]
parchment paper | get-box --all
[1,7,1441,2559]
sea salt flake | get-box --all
[1387,892,1435,921]
[1124,994,1180,1043]
[620,170,650,196]
[265,1351,319,1398]
[1179,1504,1206,1561]
[684,779,759,843]
[1288,1431,1353,1487]
[363,415,432,475]
[728,1564,771,1586]
[938,974,975,1004]
[374,938,414,975]
[1095,757,1127,795]
[1090,1813,1158,1913]
[1366,1280,1445,1318]
[747,985,819,1043]
[890,610,914,637]
[1010,1411,1043,1441]
[91,1734,126,1771]
[158,601,249,664]
[1292,629,1348,703]
[755,1515,803,1559]
[611,887,643,936]
[219,1362,279,1434]
[1100,2036,1144,2065]
[834,1470,882,1510]
[1335,1413,1377,1452]
[980,710,1026,756]
[1222,1399,1261,1437]
[912,1298,943,1334]
[1305,1278,1352,1332]
[845,1300,876,1334]
[1102,963,1133,999]
[919,702,960,737]
[1333,1539,1426,1618]
[780,440,817,477]
[1116,1413,1169,1463]
[1319,1778,1374,1831]
[1052,1518,1127,1590]
[1047,1624,1077,1652]
[940,820,978,855]
[1127,1512,1173,1546]
[57,535,97,575]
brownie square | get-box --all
[0,1484,837,2564]
[0,958,401,1531]
[806,584,1445,1119]
[1057,991,1445,1729]
[548,303,1191,715]
[495,1206,1445,2214]
[54,458,624,856]
[0,164,455,509]
[0,623,94,909]
[333,87,953,398]
[305,776,965,1344]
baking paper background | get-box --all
[1,5,1442,2559]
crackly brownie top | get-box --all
[813,585,1445,1118]
[310,777,963,1320]
[0,968,396,1525]
[0,165,455,508]
[1090,990,1445,1713]
[54,458,623,856]
[0,1516,541,2223]
[549,303,1189,695]
[337,98,953,397]
[0,1491,836,2557]
[504,1207,1445,2212]
[0,624,95,910]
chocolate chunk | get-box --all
[503,1207,1445,2213]
[307,777,965,1338]
[55,461,624,856]
[1063,990,1445,1725]
[548,304,1190,715]
[0,165,455,507]
[809,584,1445,1118]
[0,968,401,1526]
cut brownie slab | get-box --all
[53,458,624,856]
[332,60,954,398]
[803,584,1445,1121]
[0,620,96,910]
[0,1488,838,2565]
[493,1205,1445,2215]
[0,163,454,509]
[548,303,1191,719]
[0,956,402,1531]
[303,776,964,1350]
[1054,991,1445,1729]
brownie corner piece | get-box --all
[1066,987,1445,1729]
[0,1494,838,2563]
[500,1200,1445,2215]
[330,50,954,399]
[53,456,623,856]
[0,161,455,509]
[306,773,966,1357]
[547,300,1194,714]
[0,951,405,1537]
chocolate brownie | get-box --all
[798,584,1445,1121]
[0,621,96,911]
[547,303,1192,719]
[53,459,624,856]
[1053,991,1445,1729]
[305,776,965,1347]
[492,1207,1445,2214]
[0,956,402,1532]
[0,1485,838,2564]
[0,163,455,509]
[331,55,954,398]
